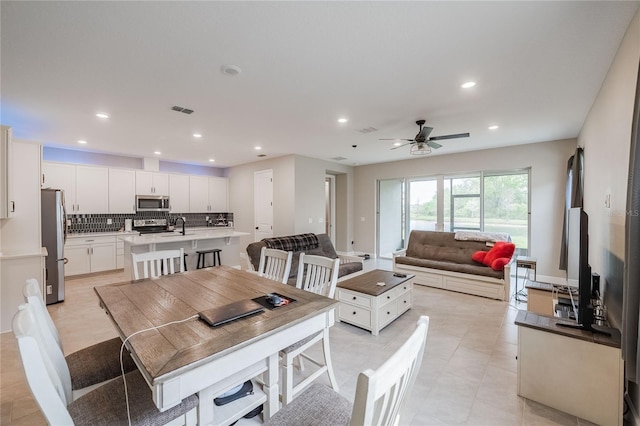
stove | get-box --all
[133,218,174,234]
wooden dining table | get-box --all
[93,265,338,425]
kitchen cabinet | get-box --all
[109,169,136,213]
[169,174,190,213]
[0,125,13,218]
[64,236,116,276]
[189,176,228,213]
[136,171,169,196]
[42,162,109,214]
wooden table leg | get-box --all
[263,353,280,419]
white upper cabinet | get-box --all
[189,176,228,212]
[208,177,228,212]
[43,163,108,214]
[135,171,169,196]
[189,176,209,213]
[74,166,109,214]
[169,174,190,213]
[109,169,136,213]
[43,162,77,212]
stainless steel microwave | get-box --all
[136,195,170,212]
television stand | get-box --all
[515,310,623,426]
[556,306,611,335]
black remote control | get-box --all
[393,273,407,278]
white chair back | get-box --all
[12,304,75,425]
[295,253,340,298]
[258,247,293,284]
[132,248,185,280]
[350,316,430,426]
[23,278,62,349]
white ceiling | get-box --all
[2,1,638,168]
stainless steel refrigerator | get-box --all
[41,188,67,304]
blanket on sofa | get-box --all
[263,233,318,252]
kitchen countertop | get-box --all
[118,229,249,246]
[0,247,48,260]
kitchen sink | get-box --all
[160,233,195,237]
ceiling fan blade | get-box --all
[428,132,470,141]
[379,138,413,141]
[415,126,434,142]
[390,141,414,150]
[426,141,442,149]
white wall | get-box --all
[353,139,577,280]
[227,154,354,254]
[577,8,640,414]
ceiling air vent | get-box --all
[171,106,194,114]
[330,156,347,161]
[357,127,378,134]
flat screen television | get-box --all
[561,207,610,334]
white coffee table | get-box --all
[336,269,414,335]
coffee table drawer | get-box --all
[339,304,372,328]
[337,288,372,308]
[378,302,398,329]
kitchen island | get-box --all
[119,228,250,279]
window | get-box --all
[377,169,530,259]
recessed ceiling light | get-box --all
[193,133,202,138]
[77,140,87,144]
[221,64,242,76]
[338,118,348,123]
[488,125,499,130]
[208,158,215,162]
[394,142,402,146]
[461,81,476,89]
[254,146,262,151]
[154,151,161,155]
[95,112,110,119]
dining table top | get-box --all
[93,266,338,384]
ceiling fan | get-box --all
[380,120,470,154]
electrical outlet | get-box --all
[67,219,71,226]
[604,193,611,208]
[309,218,313,224]
[46,285,52,295]
[107,218,113,225]
[205,216,209,221]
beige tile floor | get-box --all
[1,262,596,426]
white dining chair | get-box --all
[257,246,293,284]
[132,248,185,280]
[280,253,341,405]
[23,279,137,397]
[12,303,198,425]
[265,316,430,426]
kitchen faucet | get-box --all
[174,217,186,235]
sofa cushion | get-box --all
[482,241,516,267]
[472,251,487,264]
[490,257,511,271]
[395,256,504,279]
[405,231,489,266]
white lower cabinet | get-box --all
[65,236,116,276]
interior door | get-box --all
[254,169,273,241]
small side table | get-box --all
[515,256,537,301]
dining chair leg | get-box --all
[322,328,339,391]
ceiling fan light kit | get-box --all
[381,119,470,155]
[410,143,431,155]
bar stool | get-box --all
[196,249,222,269]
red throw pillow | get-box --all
[491,257,511,271]
[482,242,516,267]
[472,251,488,264]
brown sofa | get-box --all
[393,230,513,300]
[246,233,364,286]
